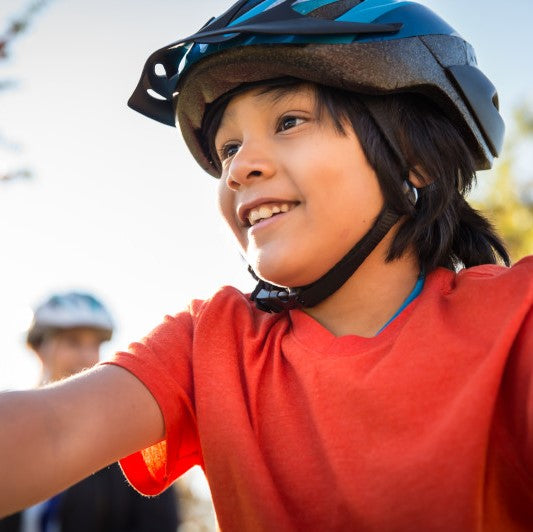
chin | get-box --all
[253,261,324,289]
[247,239,344,288]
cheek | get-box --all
[217,181,247,249]
[217,178,232,224]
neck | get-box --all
[303,238,420,338]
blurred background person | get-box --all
[0,291,180,532]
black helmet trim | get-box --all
[446,64,504,157]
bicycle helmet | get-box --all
[128,0,505,312]
[129,0,503,175]
[27,292,114,349]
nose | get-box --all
[224,139,276,190]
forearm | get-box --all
[0,365,165,516]
[0,387,91,514]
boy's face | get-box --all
[36,327,105,382]
[216,84,384,288]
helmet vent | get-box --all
[308,0,365,19]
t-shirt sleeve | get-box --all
[104,303,203,496]
[499,258,533,478]
[506,306,533,470]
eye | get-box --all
[217,141,240,161]
[277,115,305,132]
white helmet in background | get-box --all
[27,292,114,349]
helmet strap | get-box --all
[250,205,401,313]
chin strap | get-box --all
[250,205,402,313]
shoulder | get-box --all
[428,256,533,304]
[456,255,533,284]
[417,257,533,347]
[419,257,532,334]
[402,261,533,386]
[141,286,255,340]
[455,256,533,310]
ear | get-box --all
[408,166,430,188]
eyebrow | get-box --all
[221,83,314,124]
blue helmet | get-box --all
[129,0,504,174]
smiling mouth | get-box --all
[246,202,297,226]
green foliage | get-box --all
[514,102,533,135]
[473,103,533,262]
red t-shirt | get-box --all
[107,258,533,531]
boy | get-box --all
[0,292,179,532]
[1,1,532,530]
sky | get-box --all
[1,0,533,390]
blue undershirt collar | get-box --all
[377,272,425,334]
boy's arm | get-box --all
[0,364,164,516]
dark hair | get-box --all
[201,78,510,273]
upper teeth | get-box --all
[247,203,291,226]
